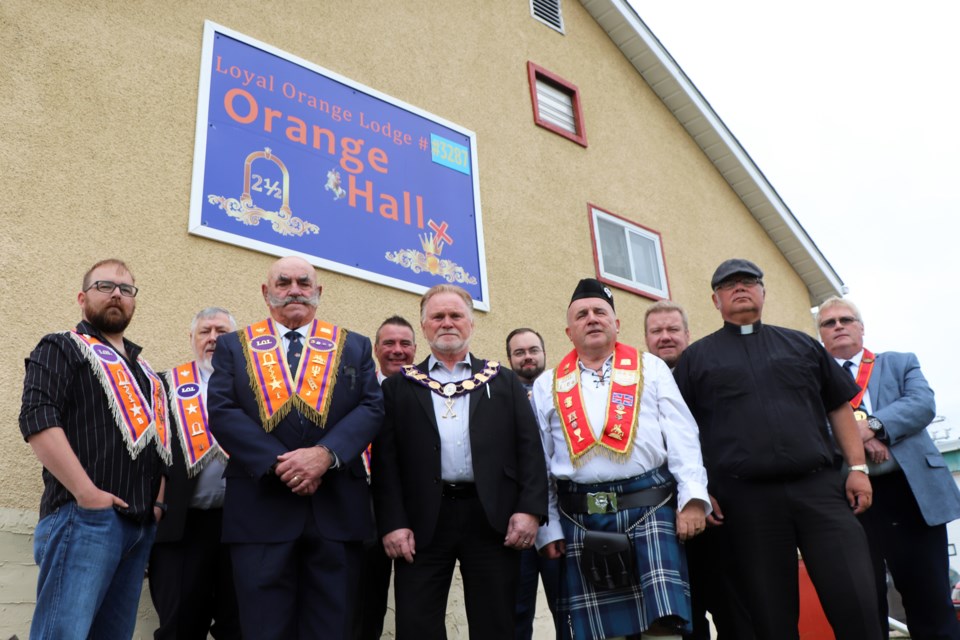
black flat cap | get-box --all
[710,259,764,289]
[569,278,615,310]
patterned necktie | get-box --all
[286,331,302,375]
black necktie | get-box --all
[286,331,302,375]
[843,360,855,379]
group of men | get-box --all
[18,255,960,640]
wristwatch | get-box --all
[867,416,883,432]
[848,464,870,475]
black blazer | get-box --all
[371,354,547,548]
[208,327,384,543]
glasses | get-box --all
[511,346,543,359]
[715,277,762,291]
[85,280,139,298]
[819,316,858,329]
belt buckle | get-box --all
[586,491,618,514]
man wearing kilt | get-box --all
[534,279,710,639]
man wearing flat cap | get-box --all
[535,278,710,639]
[672,259,882,640]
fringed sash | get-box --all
[165,361,227,477]
[240,318,346,432]
[69,331,172,464]
[553,343,643,467]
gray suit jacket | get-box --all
[868,351,960,526]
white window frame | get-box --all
[589,204,671,300]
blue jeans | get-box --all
[31,502,156,640]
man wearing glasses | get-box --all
[20,259,169,639]
[673,259,882,640]
[817,297,960,639]
[506,327,560,639]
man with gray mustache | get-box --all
[208,256,383,640]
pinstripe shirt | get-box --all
[19,321,165,523]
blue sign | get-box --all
[189,22,489,309]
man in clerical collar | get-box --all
[817,296,960,640]
[208,256,383,639]
[150,307,241,640]
[371,284,547,639]
[673,258,883,639]
[20,258,167,638]
[644,299,755,640]
[534,278,710,640]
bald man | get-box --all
[208,256,383,639]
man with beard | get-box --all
[506,327,560,639]
[372,284,548,639]
[535,279,709,640]
[208,256,383,639]
[20,259,169,639]
[150,307,241,640]
[352,315,418,640]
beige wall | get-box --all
[0,1,816,635]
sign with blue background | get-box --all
[189,22,489,309]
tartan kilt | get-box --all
[557,466,692,639]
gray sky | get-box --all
[630,1,960,426]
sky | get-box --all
[629,1,960,433]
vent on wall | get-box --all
[527,62,587,147]
[531,0,564,33]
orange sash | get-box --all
[69,331,172,464]
[165,361,227,477]
[849,348,876,410]
[553,343,643,467]
[241,318,346,432]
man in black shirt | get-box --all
[20,259,168,639]
[673,258,882,640]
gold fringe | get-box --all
[553,344,646,468]
[240,324,350,433]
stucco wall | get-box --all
[1,0,817,635]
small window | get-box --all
[527,62,587,147]
[589,204,670,300]
[531,0,564,33]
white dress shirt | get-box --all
[534,351,710,547]
[834,349,873,413]
[426,354,474,483]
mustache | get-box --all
[267,292,319,308]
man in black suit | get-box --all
[150,307,241,640]
[208,256,383,640]
[372,284,548,639]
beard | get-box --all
[517,362,545,381]
[429,332,470,356]
[87,303,133,334]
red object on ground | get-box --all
[799,559,835,639]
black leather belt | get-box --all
[559,484,673,514]
[442,482,477,498]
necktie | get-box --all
[286,331,302,375]
[843,360,855,378]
